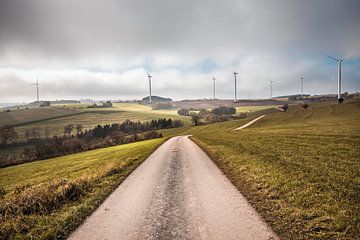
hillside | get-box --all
[1,100,359,239]
[142,95,172,102]
[173,99,286,109]
[0,107,81,126]
[0,138,166,239]
[6,103,191,140]
[161,99,360,239]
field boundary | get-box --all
[12,111,86,127]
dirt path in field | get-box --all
[68,136,278,240]
[233,115,266,131]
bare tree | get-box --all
[64,124,74,137]
[0,125,17,145]
[191,114,201,126]
[75,124,84,135]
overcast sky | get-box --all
[0,0,359,102]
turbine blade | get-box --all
[326,55,339,61]
[342,54,352,61]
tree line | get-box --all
[178,106,242,125]
[0,118,184,167]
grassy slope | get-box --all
[0,107,80,126]
[12,103,191,139]
[235,105,279,113]
[166,100,359,239]
[0,138,166,239]
[1,101,358,239]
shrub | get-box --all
[212,106,236,115]
[144,131,161,140]
[301,103,309,109]
[177,108,190,116]
[191,114,201,125]
[238,112,247,119]
[281,104,289,112]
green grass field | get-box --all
[0,138,166,239]
[0,102,274,140]
[162,100,360,240]
[5,103,191,140]
[0,107,80,126]
[235,105,279,113]
[1,100,359,239]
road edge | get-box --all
[62,137,171,239]
[188,136,282,240]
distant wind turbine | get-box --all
[213,77,216,100]
[234,72,238,102]
[147,72,152,103]
[269,80,274,99]
[327,55,351,103]
[30,76,40,102]
[301,77,304,98]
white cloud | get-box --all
[0,0,359,102]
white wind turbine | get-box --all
[147,72,152,103]
[234,72,238,102]
[269,80,274,99]
[30,76,40,102]
[327,55,351,103]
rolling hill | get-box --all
[163,99,360,239]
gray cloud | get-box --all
[0,0,359,102]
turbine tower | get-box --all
[30,76,40,102]
[234,71,238,102]
[213,77,216,100]
[147,72,152,104]
[269,80,274,99]
[301,77,304,98]
[327,55,351,103]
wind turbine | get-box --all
[327,55,351,103]
[147,72,152,103]
[234,72,238,102]
[301,77,304,98]
[269,80,274,99]
[213,77,216,100]
[30,76,40,102]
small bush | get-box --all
[238,112,247,119]
[281,104,289,112]
[301,103,309,109]
[143,131,161,140]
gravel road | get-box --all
[233,115,266,131]
[68,136,278,240]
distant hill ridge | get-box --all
[142,96,172,102]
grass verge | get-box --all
[173,100,359,240]
[0,138,166,239]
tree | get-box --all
[212,106,236,115]
[301,103,309,109]
[75,124,84,135]
[191,114,201,126]
[64,124,74,137]
[177,108,190,116]
[281,104,289,112]
[0,125,17,145]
